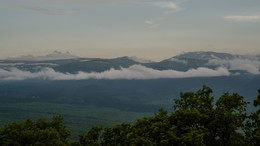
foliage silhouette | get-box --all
[0,86,259,146]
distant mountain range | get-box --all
[5,50,259,62]
[0,51,260,80]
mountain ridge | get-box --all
[1,51,259,78]
[4,51,260,62]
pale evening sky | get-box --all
[1,0,260,61]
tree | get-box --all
[130,109,171,145]
[170,86,214,146]
[170,86,249,146]
[245,90,260,146]
[214,93,247,146]
[0,116,70,146]
[102,123,131,146]
[77,126,102,146]
[78,86,257,145]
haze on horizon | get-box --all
[1,0,260,61]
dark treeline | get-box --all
[0,86,259,146]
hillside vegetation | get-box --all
[0,86,259,146]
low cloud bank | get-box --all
[0,65,230,80]
[207,59,260,75]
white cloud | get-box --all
[145,1,182,28]
[224,15,260,22]
[207,59,260,74]
[127,56,153,63]
[168,58,187,64]
[145,20,161,28]
[153,1,181,12]
[0,65,230,80]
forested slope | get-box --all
[0,86,259,146]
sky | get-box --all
[1,0,260,61]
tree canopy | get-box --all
[0,86,259,146]
[0,116,70,146]
[76,86,259,146]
